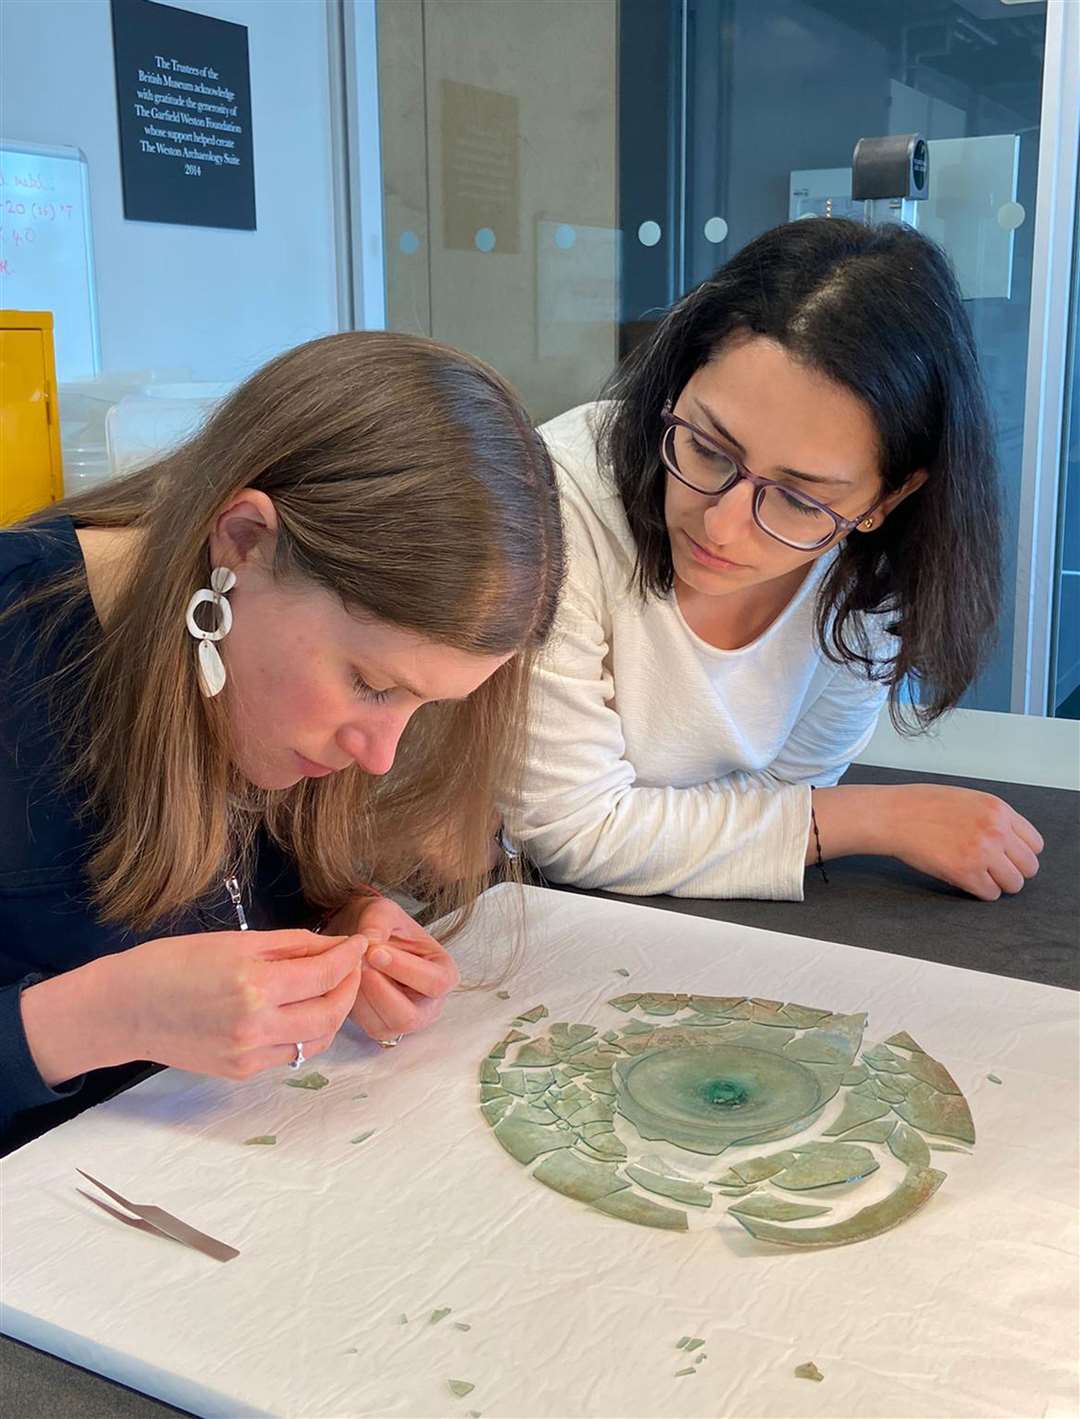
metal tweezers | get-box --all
[76,1168,240,1262]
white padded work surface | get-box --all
[1,885,1077,1419]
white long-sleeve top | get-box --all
[503,402,893,900]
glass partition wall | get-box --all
[374,0,1077,716]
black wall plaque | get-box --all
[111,0,255,230]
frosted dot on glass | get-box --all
[997,201,1025,232]
[637,220,662,248]
[398,230,420,255]
[474,227,496,253]
[704,216,728,244]
[554,224,577,250]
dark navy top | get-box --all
[0,518,314,1154]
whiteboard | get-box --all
[0,141,101,380]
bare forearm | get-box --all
[19,952,138,1088]
[804,785,897,863]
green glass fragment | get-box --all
[931,1143,971,1153]
[430,1308,451,1324]
[495,990,511,1000]
[688,995,749,1016]
[499,1069,526,1097]
[285,1071,329,1090]
[987,1073,1002,1084]
[869,1076,907,1105]
[602,1030,620,1043]
[674,1367,696,1377]
[710,1183,758,1197]
[728,1195,831,1222]
[532,1147,630,1204]
[885,1030,924,1053]
[887,1120,931,1168]
[732,1166,946,1248]
[776,1003,832,1029]
[397,1313,408,1324]
[638,993,683,1016]
[479,1059,500,1085]
[493,1111,573,1165]
[448,1379,475,1398]
[894,1082,975,1144]
[352,1091,368,1099]
[614,967,631,977]
[772,1143,878,1191]
[480,1094,513,1126]
[590,1189,688,1230]
[621,1019,657,1035]
[695,1353,706,1364]
[795,1362,824,1382]
[726,1022,795,1052]
[841,1064,869,1086]
[899,1049,962,1095]
[243,1135,277,1146]
[550,1022,597,1050]
[822,1089,890,1135]
[584,1071,616,1096]
[676,1336,690,1348]
[515,1005,548,1024]
[730,1150,797,1184]
[835,1117,896,1144]
[479,1085,505,1103]
[608,993,642,1012]
[578,1132,627,1161]
[749,1000,788,1025]
[454,1322,472,1331]
[862,1044,907,1073]
[349,1130,375,1145]
[625,1164,713,1208]
[685,1338,705,1352]
[514,1040,560,1067]
[783,1013,865,1067]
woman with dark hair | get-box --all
[503,218,1042,902]
[1,331,564,1152]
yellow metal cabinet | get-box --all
[0,311,64,525]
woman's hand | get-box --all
[118,928,367,1079]
[328,894,460,1044]
[810,783,1044,900]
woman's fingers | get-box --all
[275,966,362,1044]
[358,966,445,1035]
[1007,839,1041,881]
[365,941,459,999]
[988,855,1025,895]
[1010,811,1044,856]
[260,934,367,1007]
[348,987,396,1042]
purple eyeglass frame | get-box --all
[659,403,881,551]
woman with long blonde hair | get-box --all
[1,331,564,1153]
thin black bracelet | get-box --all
[809,787,830,885]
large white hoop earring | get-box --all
[185,566,236,697]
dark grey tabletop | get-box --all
[3,766,1076,1418]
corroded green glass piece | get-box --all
[749,1000,788,1025]
[688,994,749,1017]
[479,1059,500,1085]
[244,1135,277,1146]
[590,1189,688,1230]
[480,1094,513,1126]
[931,1143,971,1153]
[350,1130,375,1145]
[285,1071,329,1090]
[795,1362,824,1382]
[621,1019,658,1035]
[720,1150,797,1185]
[869,1076,907,1105]
[495,990,510,1001]
[608,993,642,1012]
[532,1146,629,1204]
[584,1071,616,1096]
[515,1100,559,1125]
[550,1022,597,1050]
[624,1165,713,1208]
[862,1044,907,1073]
[684,1338,705,1352]
[822,1090,890,1135]
[492,1111,573,1165]
[515,1005,548,1024]
[772,1143,878,1191]
[568,1102,616,1128]
[783,1011,865,1068]
[842,1064,869,1086]
[488,1030,527,1060]
[888,1120,931,1168]
[899,1050,962,1095]
[448,1379,475,1397]
[430,1308,451,1324]
[614,967,631,977]
[602,1030,620,1044]
[514,1040,560,1067]
[579,1131,627,1161]
[614,1041,827,1155]
[676,1336,690,1349]
[638,993,683,1016]
[777,1003,832,1029]
[454,1322,471,1331]
[885,1031,924,1053]
[894,1082,975,1144]
[479,1085,505,1103]
[674,1368,696,1377]
[711,1184,758,1197]
[735,1166,947,1247]
[987,1073,1002,1084]
[835,1117,896,1144]
[725,1023,795,1052]
[499,1069,526,1097]
[728,1195,831,1222]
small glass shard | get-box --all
[532,1147,630,1204]
[625,1165,713,1208]
[515,1005,549,1024]
[772,1143,879,1191]
[498,1069,526,1097]
[899,1049,962,1095]
[350,1130,376,1145]
[638,993,682,1016]
[431,1308,451,1324]
[285,1071,329,1090]
[480,1095,513,1126]
[987,1073,1002,1084]
[835,1117,896,1144]
[728,1195,831,1222]
[731,1151,798,1184]
[614,967,631,977]
[495,990,511,1000]
[885,1030,924,1053]
[822,1090,890,1135]
[608,994,642,1012]
[479,1059,500,1085]
[684,1338,705,1352]
[674,1367,696,1377]
[448,1379,475,1398]
[776,1003,832,1029]
[352,1091,369,1100]
[841,1064,869,1087]
[676,1336,690,1349]
[887,1120,931,1168]
[795,1362,824,1382]
[454,1322,472,1331]
[244,1135,277,1146]
[931,1144,971,1153]
[397,1314,408,1324]
[869,1076,907,1105]
[514,1040,560,1067]
[550,1022,598,1050]
[493,1112,573,1165]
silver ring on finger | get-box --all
[289,1041,306,1070]
[376,1034,404,1049]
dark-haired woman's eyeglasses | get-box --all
[659,403,879,552]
